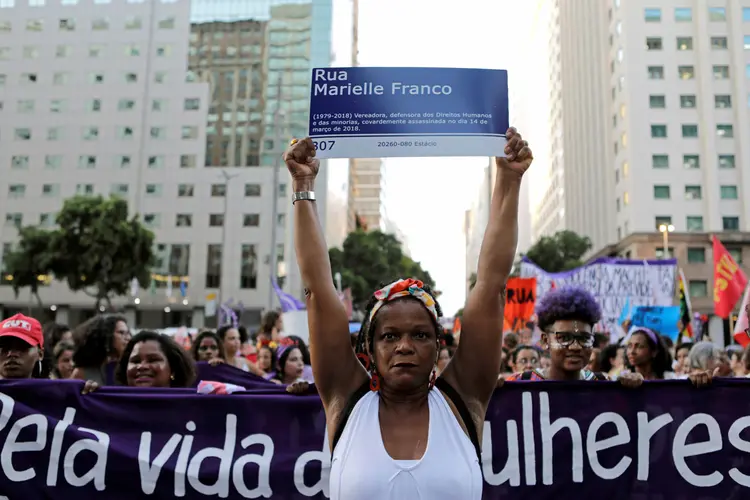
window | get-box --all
[655,247,674,259]
[26,20,42,32]
[708,7,726,21]
[209,214,224,227]
[649,95,666,108]
[87,99,102,112]
[11,156,29,169]
[682,124,698,138]
[116,155,131,169]
[687,247,705,263]
[55,44,71,58]
[53,72,69,85]
[678,66,695,79]
[730,249,743,264]
[745,8,750,21]
[717,124,733,138]
[184,98,200,111]
[124,44,139,56]
[125,73,137,83]
[39,214,55,228]
[683,155,700,169]
[719,155,735,169]
[646,37,662,50]
[118,99,135,111]
[145,184,162,197]
[745,35,750,50]
[0,47,10,60]
[89,44,104,57]
[0,20,9,32]
[47,127,62,140]
[92,18,109,30]
[652,155,668,169]
[154,72,167,84]
[245,184,261,197]
[240,244,258,289]
[150,127,166,139]
[211,184,226,197]
[685,185,702,200]
[23,46,39,59]
[5,214,23,227]
[143,214,160,228]
[180,155,196,168]
[651,125,667,138]
[158,17,175,29]
[0,74,5,87]
[17,99,34,112]
[82,126,99,140]
[118,126,134,139]
[177,184,194,197]
[111,184,129,196]
[145,156,163,169]
[155,45,171,57]
[50,99,67,113]
[78,155,96,168]
[676,37,692,50]
[653,185,670,199]
[76,184,94,195]
[686,216,704,231]
[125,16,141,29]
[45,156,62,169]
[20,73,37,84]
[176,214,192,227]
[711,37,728,50]
[688,281,708,298]
[720,185,738,199]
[8,185,26,198]
[181,126,198,139]
[647,66,664,79]
[205,244,222,288]
[713,65,729,79]
[654,216,672,230]
[675,7,691,21]
[152,99,167,112]
[59,18,75,31]
[715,95,731,108]
[89,73,104,84]
[243,214,260,227]
[644,8,661,22]
[15,128,31,140]
[723,217,740,231]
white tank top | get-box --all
[330,388,483,499]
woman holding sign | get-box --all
[284,128,531,499]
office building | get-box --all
[348,157,385,231]
[0,0,334,328]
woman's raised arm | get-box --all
[442,128,533,406]
[284,138,368,408]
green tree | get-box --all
[47,195,156,310]
[522,230,592,273]
[329,229,436,310]
[2,226,55,309]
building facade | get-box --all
[348,157,384,231]
[0,0,334,328]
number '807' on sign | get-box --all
[312,140,335,152]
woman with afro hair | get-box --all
[505,286,642,387]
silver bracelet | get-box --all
[292,191,316,204]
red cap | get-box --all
[0,314,44,348]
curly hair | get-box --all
[190,330,225,362]
[535,286,601,332]
[43,323,71,347]
[115,331,196,388]
[217,324,247,344]
[355,280,443,359]
[72,314,127,368]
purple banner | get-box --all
[194,361,276,389]
[0,379,747,499]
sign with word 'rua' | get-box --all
[520,257,677,335]
[1,380,748,498]
[308,67,509,159]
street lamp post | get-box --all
[218,169,238,321]
[658,223,675,258]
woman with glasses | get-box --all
[505,286,641,386]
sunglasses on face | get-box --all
[548,332,594,348]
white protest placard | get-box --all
[520,257,677,334]
[308,67,509,158]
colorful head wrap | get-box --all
[368,278,438,325]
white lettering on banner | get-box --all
[520,260,676,333]
[2,391,750,495]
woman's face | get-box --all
[126,340,172,388]
[59,330,73,343]
[196,336,220,361]
[282,348,304,381]
[676,346,691,366]
[587,348,601,371]
[513,347,540,372]
[371,299,438,391]
[57,349,74,379]
[626,333,653,368]
[543,319,593,373]
[437,347,451,372]
[613,347,625,370]
[223,329,241,355]
[258,347,273,372]
[112,321,131,357]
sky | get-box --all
[328,0,514,315]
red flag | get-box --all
[712,235,747,318]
